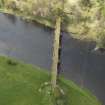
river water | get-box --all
[0,13,105,104]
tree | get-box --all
[51,0,65,91]
[69,0,105,49]
[51,16,61,90]
[0,0,4,7]
[51,0,105,91]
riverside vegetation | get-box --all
[0,0,105,48]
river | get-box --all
[0,13,104,105]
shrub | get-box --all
[97,31,105,48]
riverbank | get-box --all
[0,8,55,29]
[0,8,97,43]
[1,0,105,48]
[0,56,101,105]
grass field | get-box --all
[0,56,101,105]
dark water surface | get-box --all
[0,13,105,104]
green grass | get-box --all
[0,56,101,105]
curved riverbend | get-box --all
[0,13,104,104]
